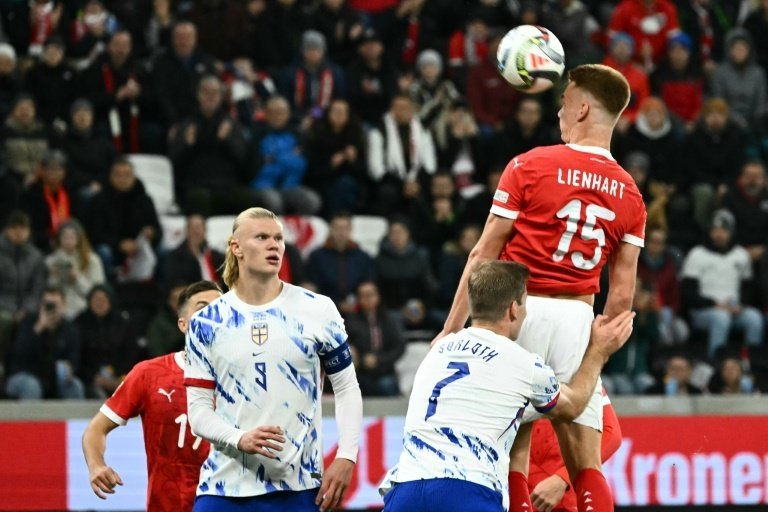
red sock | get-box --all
[507,471,532,512]
[573,468,613,512]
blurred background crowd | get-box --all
[0,0,767,401]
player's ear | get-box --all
[577,101,589,122]
[508,301,518,322]
[230,238,243,258]
[178,317,186,334]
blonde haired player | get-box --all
[184,207,362,512]
[437,64,646,512]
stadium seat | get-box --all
[127,154,178,214]
[395,342,431,396]
[351,215,388,257]
[159,215,187,251]
[206,215,236,253]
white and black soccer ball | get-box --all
[497,25,565,94]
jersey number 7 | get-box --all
[425,362,470,421]
[553,199,616,270]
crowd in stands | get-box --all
[1,0,768,400]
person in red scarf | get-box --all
[164,214,225,289]
[20,150,75,252]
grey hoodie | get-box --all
[710,28,767,128]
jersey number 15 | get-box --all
[553,199,616,270]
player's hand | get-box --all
[531,474,568,512]
[589,311,635,360]
[237,426,285,458]
[316,458,354,512]
[89,464,123,499]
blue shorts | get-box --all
[383,479,503,512]
[193,489,319,512]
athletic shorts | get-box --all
[517,295,603,430]
[193,489,318,512]
[383,479,503,512]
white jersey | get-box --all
[380,327,560,511]
[184,284,352,497]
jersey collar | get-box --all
[566,143,615,161]
[174,351,185,370]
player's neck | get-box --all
[567,124,613,151]
[234,274,284,306]
[470,321,511,339]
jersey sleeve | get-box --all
[102,366,146,425]
[621,196,647,247]
[530,356,561,413]
[317,298,353,375]
[490,155,531,220]
[184,317,216,389]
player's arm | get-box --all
[82,412,123,499]
[437,213,515,339]
[547,311,634,421]
[603,241,641,320]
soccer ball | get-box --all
[497,25,565,93]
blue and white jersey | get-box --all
[380,327,560,511]
[184,284,352,498]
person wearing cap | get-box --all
[277,29,346,125]
[347,27,397,125]
[409,49,461,132]
[0,42,21,125]
[20,149,77,252]
[24,36,77,125]
[1,94,50,187]
[681,208,764,359]
[710,28,767,130]
[650,32,704,128]
[308,0,365,66]
[603,32,650,130]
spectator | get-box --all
[497,96,559,164]
[607,0,681,69]
[2,94,49,189]
[638,226,689,344]
[150,21,217,127]
[21,150,76,252]
[307,211,375,308]
[278,242,308,286]
[708,356,756,394]
[721,160,768,263]
[308,0,365,66]
[45,220,105,320]
[5,286,84,399]
[306,99,367,215]
[81,30,154,154]
[345,280,405,396]
[69,0,120,67]
[183,0,247,61]
[168,75,252,216]
[463,167,502,227]
[249,95,321,215]
[540,0,602,68]
[277,30,346,126]
[55,98,115,199]
[433,99,484,190]
[680,98,746,230]
[0,43,20,125]
[409,49,461,134]
[368,94,437,216]
[144,0,175,55]
[674,0,732,66]
[87,158,161,281]
[0,212,46,374]
[164,214,225,288]
[242,0,277,70]
[603,32,651,130]
[437,224,480,310]
[374,216,437,311]
[346,28,397,126]
[1,1,65,58]
[645,354,703,395]
[76,284,137,398]
[602,282,658,394]
[710,28,767,130]
[269,0,313,70]
[227,57,277,138]
[406,172,466,260]
[23,37,76,126]
[681,209,763,358]
[446,14,491,87]
[743,0,768,72]
[146,282,186,358]
[650,32,704,129]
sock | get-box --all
[573,468,613,512]
[507,471,532,512]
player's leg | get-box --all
[508,422,533,512]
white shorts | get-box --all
[517,295,603,431]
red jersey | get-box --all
[491,144,646,295]
[102,353,210,512]
[608,0,681,65]
[526,390,622,512]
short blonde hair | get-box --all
[222,207,281,289]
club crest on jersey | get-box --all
[252,322,269,345]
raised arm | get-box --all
[436,213,515,340]
[82,412,122,499]
[603,242,641,320]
